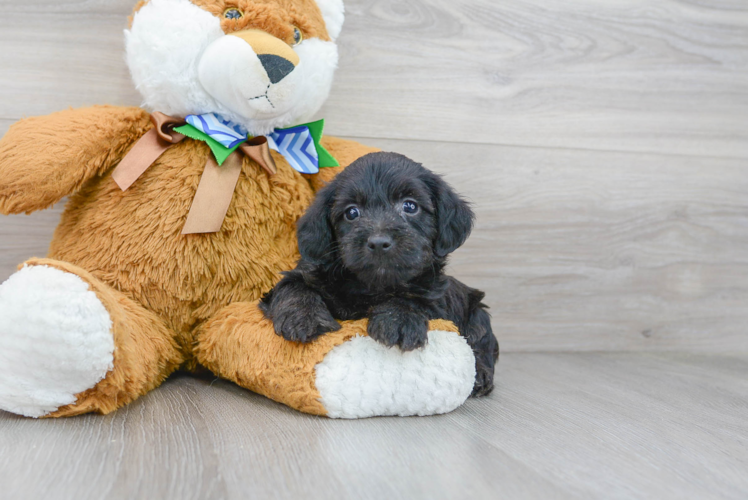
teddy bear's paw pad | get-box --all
[0,265,114,418]
[315,330,476,419]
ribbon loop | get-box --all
[151,112,186,144]
[112,128,175,191]
[240,136,277,176]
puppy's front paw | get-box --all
[272,303,341,344]
[367,311,429,351]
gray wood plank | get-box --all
[322,0,748,158]
[0,1,746,158]
[0,201,62,279]
[2,138,746,353]
[0,12,140,119]
[0,352,745,500]
[0,0,134,12]
[0,119,13,137]
[0,377,226,500]
[446,352,748,500]
[191,380,577,500]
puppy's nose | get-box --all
[258,54,295,84]
[367,235,393,253]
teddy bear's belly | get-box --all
[46,146,315,357]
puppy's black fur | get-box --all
[260,152,499,396]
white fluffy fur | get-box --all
[126,0,339,136]
[315,331,476,419]
[126,0,225,120]
[0,266,114,418]
[314,0,345,41]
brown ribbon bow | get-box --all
[112,112,277,235]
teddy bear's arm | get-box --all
[0,106,151,215]
[305,136,380,191]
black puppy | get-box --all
[260,152,499,396]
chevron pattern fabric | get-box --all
[183,114,330,174]
[267,126,320,174]
[185,113,247,149]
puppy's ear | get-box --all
[297,182,337,265]
[426,172,475,258]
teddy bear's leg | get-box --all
[0,258,183,418]
[195,302,476,418]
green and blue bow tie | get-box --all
[176,113,339,174]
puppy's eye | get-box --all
[224,8,243,20]
[403,200,419,214]
[292,27,303,46]
[344,206,360,221]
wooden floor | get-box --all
[1,0,747,498]
[1,353,746,500]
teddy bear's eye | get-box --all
[292,27,303,46]
[224,8,243,20]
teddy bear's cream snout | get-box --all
[230,29,300,83]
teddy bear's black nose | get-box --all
[258,54,295,84]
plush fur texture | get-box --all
[261,153,499,396]
[312,0,344,40]
[0,106,152,214]
[0,0,483,418]
[0,265,114,417]
[316,329,475,419]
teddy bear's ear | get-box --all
[315,0,345,41]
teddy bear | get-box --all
[0,0,478,419]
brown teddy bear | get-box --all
[0,0,477,419]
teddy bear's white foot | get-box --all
[315,330,476,419]
[0,265,114,418]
